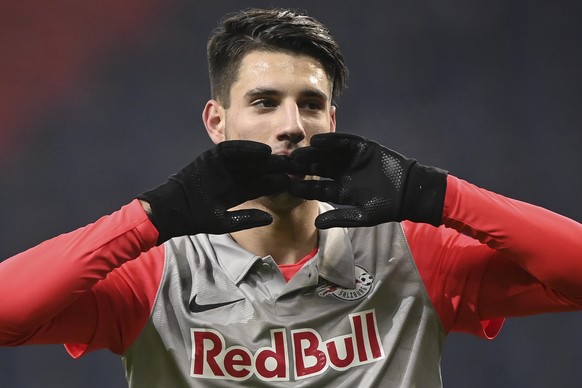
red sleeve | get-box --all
[0,199,165,356]
[405,175,582,339]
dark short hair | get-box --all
[207,8,348,107]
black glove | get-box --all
[289,133,447,229]
[138,140,291,245]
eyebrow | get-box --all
[244,87,330,101]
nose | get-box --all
[276,101,306,145]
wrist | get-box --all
[401,163,447,226]
[139,200,153,219]
[137,179,192,245]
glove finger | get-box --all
[291,146,325,164]
[266,154,309,176]
[218,140,272,158]
[232,174,290,204]
[315,208,368,229]
[222,147,308,180]
[288,180,340,203]
[222,209,273,232]
[291,147,337,177]
[310,132,367,151]
[218,141,273,176]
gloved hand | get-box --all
[289,133,447,229]
[138,140,292,245]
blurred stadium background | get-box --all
[1,1,581,387]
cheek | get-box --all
[304,119,334,141]
[223,111,245,139]
[224,114,273,142]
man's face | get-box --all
[206,50,336,153]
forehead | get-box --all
[231,50,332,98]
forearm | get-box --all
[0,200,158,344]
[443,175,582,298]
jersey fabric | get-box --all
[2,175,582,387]
[123,211,444,387]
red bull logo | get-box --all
[190,309,384,381]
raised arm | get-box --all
[290,132,582,333]
[0,200,158,346]
[0,140,294,351]
[444,175,582,317]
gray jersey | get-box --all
[123,204,444,387]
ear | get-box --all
[329,105,337,133]
[202,99,226,144]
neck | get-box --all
[229,197,319,265]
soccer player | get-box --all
[2,8,582,387]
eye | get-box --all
[299,100,324,111]
[252,98,277,109]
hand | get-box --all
[289,133,447,229]
[138,141,291,245]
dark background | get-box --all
[1,1,581,387]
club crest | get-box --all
[318,266,374,301]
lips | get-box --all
[273,149,295,158]
[288,173,306,181]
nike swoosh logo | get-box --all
[189,295,244,313]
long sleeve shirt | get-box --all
[1,175,582,386]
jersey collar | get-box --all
[209,234,263,284]
[208,202,357,289]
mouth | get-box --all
[287,173,306,181]
[273,149,295,157]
